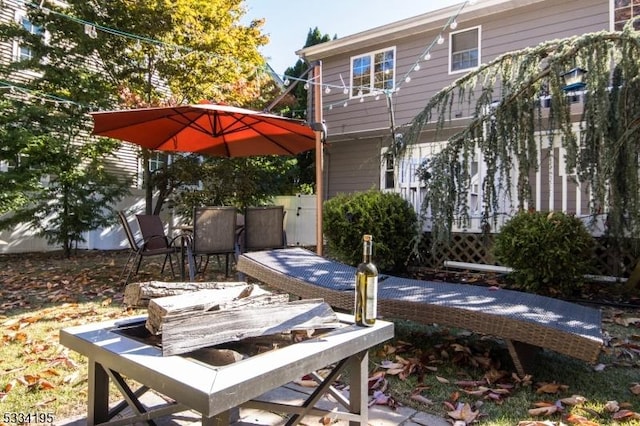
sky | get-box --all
[242,0,463,75]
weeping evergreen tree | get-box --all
[400,24,640,249]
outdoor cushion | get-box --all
[237,247,603,375]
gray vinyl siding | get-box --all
[325,137,384,197]
[0,0,142,188]
[320,0,608,138]
[310,0,609,196]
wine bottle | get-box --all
[354,234,378,326]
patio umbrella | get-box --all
[90,103,316,157]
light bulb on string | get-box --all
[414,63,420,71]
[359,97,364,103]
[357,89,363,97]
[405,76,411,83]
[450,20,458,30]
[325,86,331,94]
[343,101,348,107]
[329,104,333,110]
[284,78,290,86]
[343,87,349,95]
[424,52,431,61]
[437,35,445,44]
[303,82,309,90]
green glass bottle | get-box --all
[354,234,378,326]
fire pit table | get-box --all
[59,312,394,425]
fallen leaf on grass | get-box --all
[559,395,587,406]
[35,397,57,407]
[565,414,600,425]
[410,393,434,405]
[630,383,640,395]
[528,404,560,416]
[604,400,619,412]
[536,382,568,394]
[614,317,640,327]
[436,375,450,384]
[447,402,480,423]
[612,409,640,420]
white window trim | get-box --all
[349,46,396,99]
[448,25,481,75]
[609,0,638,31]
[12,9,49,76]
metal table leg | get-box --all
[87,360,110,426]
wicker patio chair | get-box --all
[236,247,604,376]
[191,206,238,277]
[238,205,286,253]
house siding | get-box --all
[325,137,383,197]
[0,0,142,187]
[308,0,609,198]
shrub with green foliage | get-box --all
[323,190,418,272]
[493,210,595,297]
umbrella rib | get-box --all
[209,114,314,155]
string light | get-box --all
[0,80,79,107]
[11,0,475,113]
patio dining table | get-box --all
[59,312,393,425]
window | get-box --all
[148,152,167,173]
[449,26,480,74]
[350,47,395,98]
[13,11,44,62]
[612,0,640,31]
[383,152,395,189]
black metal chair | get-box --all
[117,211,179,285]
[191,206,238,276]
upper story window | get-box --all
[449,26,481,74]
[350,47,395,98]
[612,0,640,31]
[13,11,44,62]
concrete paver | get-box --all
[55,385,449,426]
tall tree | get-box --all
[0,4,129,257]
[0,0,271,240]
[400,25,640,247]
[277,27,334,192]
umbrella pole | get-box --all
[313,62,324,256]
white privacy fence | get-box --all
[0,193,318,254]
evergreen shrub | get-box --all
[323,189,418,272]
[493,210,595,297]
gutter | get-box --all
[297,0,547,61]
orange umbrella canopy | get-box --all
[91,103,316,157]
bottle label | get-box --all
[365,275,378,320]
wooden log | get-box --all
[160,299,340,356]
[124,280,248,307]
[145,284,280,334]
